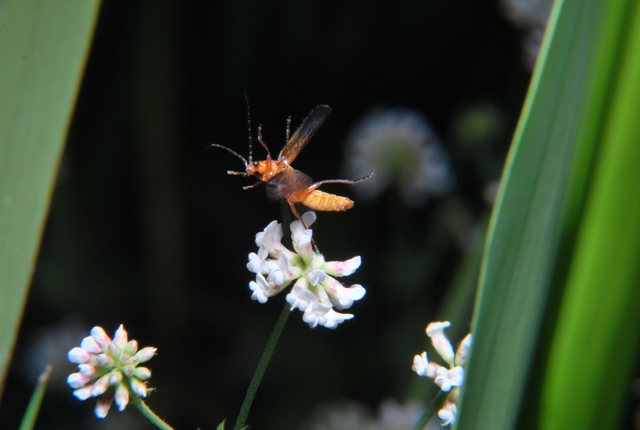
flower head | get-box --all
[247,212,366,329]
[412,321,472,426]
[342,108,452,207]
[67,325,156,418]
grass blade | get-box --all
[0,0,101,398]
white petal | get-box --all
[96,353,115,367]
[255,221,278,248]
[78,364,96,377]
[286,282,317,312]
[68,347,91,364]
[109,370,123,385]
[301,211,317,228]
[265,254,294,287]
[412,352,429,377]
[426,321,451,336]
[427,321,454,367]
[130,378,148,397]
[322,256,362,276]
[90,326,111,348]
[267,269,284,286]
[447,366,464,387]
[307,269,327,286]
[290,219,313,256]
[317,309,354,329]
[134,367,151,380]
[301,302,333,328]
[124,340,138,356]
[249,273,271,303]
[67,372,91,389]
[323,278,366,309]
[438,404,456,426]
[247,252,265,274]
[94,396,112,418]
[249,281,268,303]
[72,384,93,400]
[455,333,472,366]
[113,325,128,347]
[91,374,111,397]
[135,347,157,363]
[434,366,464,392]
[255,231,266,248]
[262,221,285,255]
[80,336,102,354]
[114,384,130,411]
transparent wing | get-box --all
[265,169,313,201]
[278,105,331,164]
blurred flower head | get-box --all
[343,108,452,207]
[301,398,424,430]
[20,318,88,392]
[501,0,553,70]
[247,212,366,329]
[67,325,156,418]
[412,321,472,426]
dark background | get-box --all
[1,0,533,428]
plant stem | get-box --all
[131,397,174,430]
[234,302,291,429]
[413,390,448,430]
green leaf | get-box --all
[0,0,101,397]
[456,0,639,428]
[540,2,640,428]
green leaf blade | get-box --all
[457,0,630,428]
[0,0,101,397]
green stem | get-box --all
[234,302,291,429]
[413,390,448,430]
[131,397,174,430]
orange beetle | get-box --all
[212,104,373,222]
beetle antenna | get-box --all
[244,93,253,163]
[286,115,291,143]
[257,123,271,158]
[209,144,249,174]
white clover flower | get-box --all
[438,388,459,427]
[67,325,156,418]
[412,321,472,426]
[343,108,452,207]
[247,212,366,329]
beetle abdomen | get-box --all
[300,190,354,212]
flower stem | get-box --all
[413,390,447,430]
[235,302,291,429]
[131,397,174,430]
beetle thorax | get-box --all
[249,158,286,182]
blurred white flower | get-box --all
[412,321,472,426]
[301,398,424,430]
[247,212,365,329]
[67,325,156,418]
[343,108,452,207]
[437,388,459,427]
[501,0,553,70]
[377,398,425,430]
[20,318,88,392]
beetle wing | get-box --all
[266,169,313,201]
[279,105,331,164]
